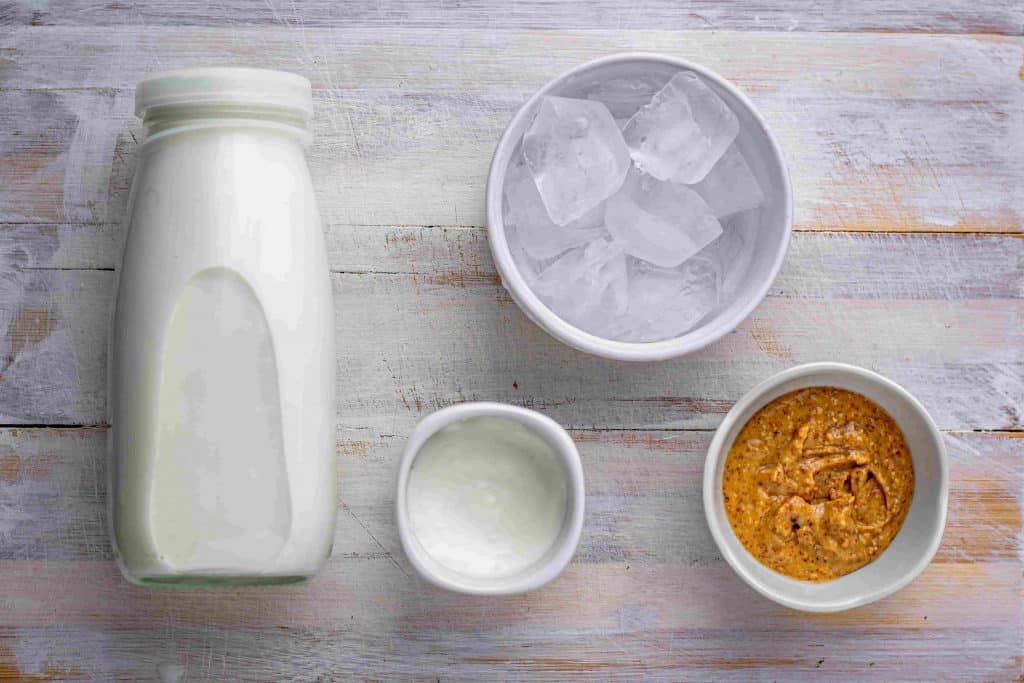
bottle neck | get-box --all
[142,104,312,145]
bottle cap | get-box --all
[135,67,313,120]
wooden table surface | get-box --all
[1,2,1022,681]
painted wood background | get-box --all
[1,1,1022,680]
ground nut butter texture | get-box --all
[723,387,914,581]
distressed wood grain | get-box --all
[0,428,1019,567]
[2,0,1022,35]
[0,558,1019,634]
[0,623,1020,682]
[1,29,1021,232]
[0,7,1022,681]
[0,230,1019,430]
[5,223,1024,299]
[3,424,1014,681]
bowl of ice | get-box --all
[486,53,792,361]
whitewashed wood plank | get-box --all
[3,0,1022,35]
[0,559,1018,634]
[0,16,1019,683]
[0,623,1020,681]
[1,29,1021,231]
[0,268,93,425]
[0,231,1019,429]
[0,427,1018,566]
[0,224,118,271]
[6,224,1022,301]
[6,28,1021,97]
[0,559,1018,683]
[1,426,1019,678]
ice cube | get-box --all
[531,237,628,335]
[688,145,764,218]
[622,71,739,183]
[608,255,720,342]
[521,96,631,226]
[604,168,723,268]
[504,222,545,286]
[503,149,607,260]
[702,209,757,295]
[585,74,672,119]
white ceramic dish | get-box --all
[396,402,585,595]
[486,52,793,361]
[703,362,949,612]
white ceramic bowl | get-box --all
[395,402,585,595]
[703,362,949,612]
[486,52,793,361]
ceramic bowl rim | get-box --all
[395,402,585,595]
[485,51,794,361]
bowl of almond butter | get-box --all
[703,362,948,612]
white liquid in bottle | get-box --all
[111,69,336,585]
[151,269,291,569]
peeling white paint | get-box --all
[157,662,187,682]
[61,92,132,224]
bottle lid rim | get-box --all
[135,67,313,120]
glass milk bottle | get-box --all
[110,69,336,585]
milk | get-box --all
[150,268,291,569]
[406,416,568,578]
[110,69,336,585]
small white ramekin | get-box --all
[395,402,585,595]
[703,362,949,612]
[486,52,793,361]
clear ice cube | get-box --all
[688,145,764,218]
[604,168,723,268]
[622,71,739,183]
[585,74,672,119]
[608,255,721,342]
[531,237,628,335]
[503,149,607,260]
[522,96,631,226]
[702,209,758,296]
[504,222,545,286]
